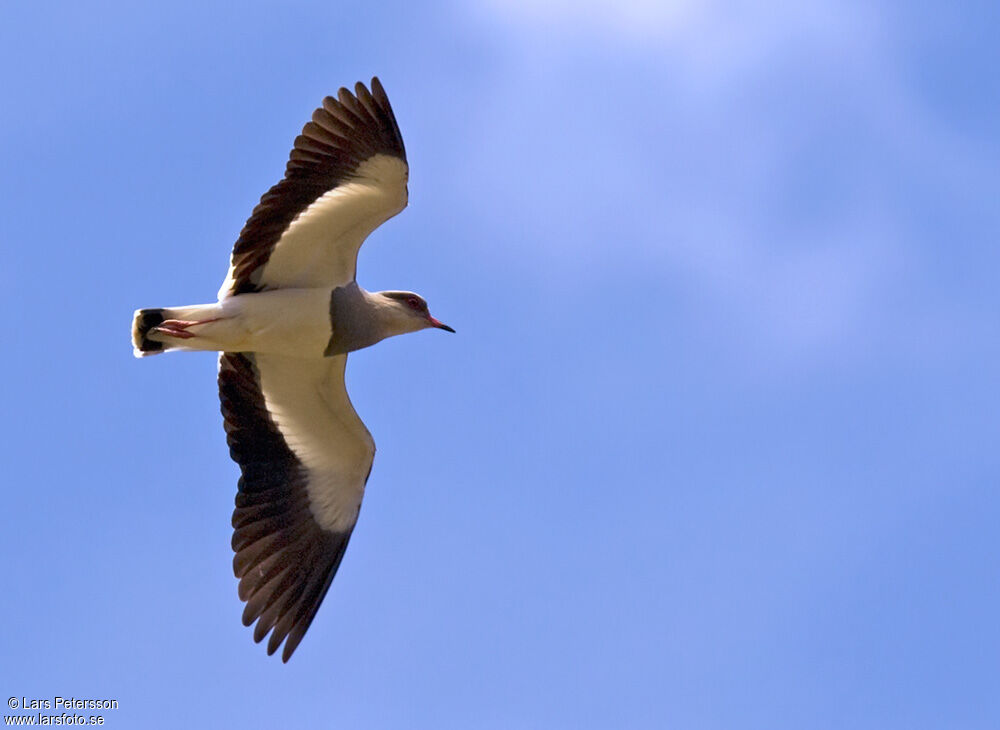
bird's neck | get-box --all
[325,285,409,356]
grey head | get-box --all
[377,291,455,335]
[326,286,454,357]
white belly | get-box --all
[216,288,333,356]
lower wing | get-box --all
[218,351,375,661]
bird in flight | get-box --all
[131,77,452,662]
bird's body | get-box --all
[131,78,451,661]
[136,288,333,356]
[135,284,433,357]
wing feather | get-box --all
[220,77,407,298]
[218,352,375,661]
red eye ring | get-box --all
[406,297,422,310]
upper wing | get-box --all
[219,77,408,298]
[218,351,375,661]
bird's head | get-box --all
[376,291,455,336]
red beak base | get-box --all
[428,316,455,333]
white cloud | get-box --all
[468,0,886,85]
[474,0,704,43]
[444,0,990,366]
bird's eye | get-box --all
[406,297,423,311]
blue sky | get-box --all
[2,0,998,727]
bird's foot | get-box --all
[152,318,220,339]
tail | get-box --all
[132,303,226,358]
[132,308,168,357]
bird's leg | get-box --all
[152,318,221,340]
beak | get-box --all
[428,316,455,333]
